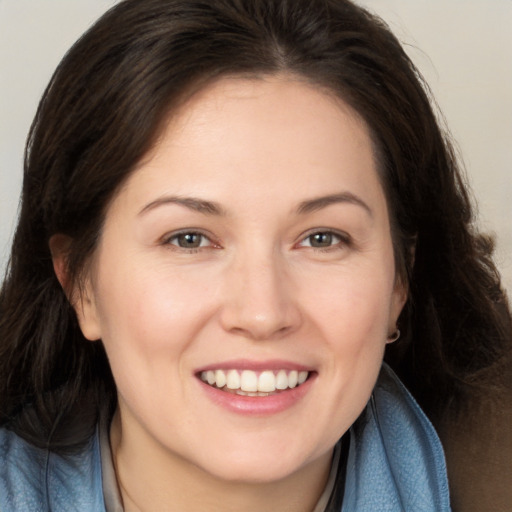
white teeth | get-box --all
[240,370,258,392]
[236,390,270,397]
[226,369,240,389]
[288,370,298,388]
[215,369,226,388]
[200,368,310,393]
[206,370,216,385]
[258,370,276,392]
[276,370,288,390]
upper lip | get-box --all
[195,359,313,374]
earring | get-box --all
[387,329,400,344]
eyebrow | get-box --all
[296,192,373,217]
[139,191,372,218]
[139,196,226,216]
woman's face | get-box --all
[76,76,405,483]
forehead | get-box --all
[163,75,370,151]
[110,75,385,219]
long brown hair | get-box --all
[1,0,510,452]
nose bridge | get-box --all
[220,245,300,340]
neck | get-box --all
[110,410,335,512]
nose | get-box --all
[219,252,302,341]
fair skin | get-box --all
[53,76,406,511]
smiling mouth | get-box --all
[199,369,310,396]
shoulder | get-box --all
[342,364,451,511]
[0,427,47,510]
[0,426,106,511]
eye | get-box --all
[298,230,348,249]
[166,231,213,250]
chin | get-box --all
[191,443,323,485]
[202,460,303,485]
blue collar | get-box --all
[342,364,451,511]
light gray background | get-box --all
[1,0,511,292]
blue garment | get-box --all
[0,365,451,511]
[342,365,451,511]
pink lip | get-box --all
[196,363,316,416]
[196,359,312,373]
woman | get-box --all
[0,0,510,510]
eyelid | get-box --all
[161,229,221,250]
[296,228,352,249]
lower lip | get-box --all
[197,374,316,416]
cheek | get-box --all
[311,274,392,427]
[97,261,211,334]
[92,262,220,390]
[91,269,215,419]
[303,264,395,343]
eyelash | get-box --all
[162,229,351,253]
[296,229,351,252]
[163,230,219,253]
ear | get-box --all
[387,238,416,336]
[388,276,408,335]
[49,234,102,341]
[49,233,72,293]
